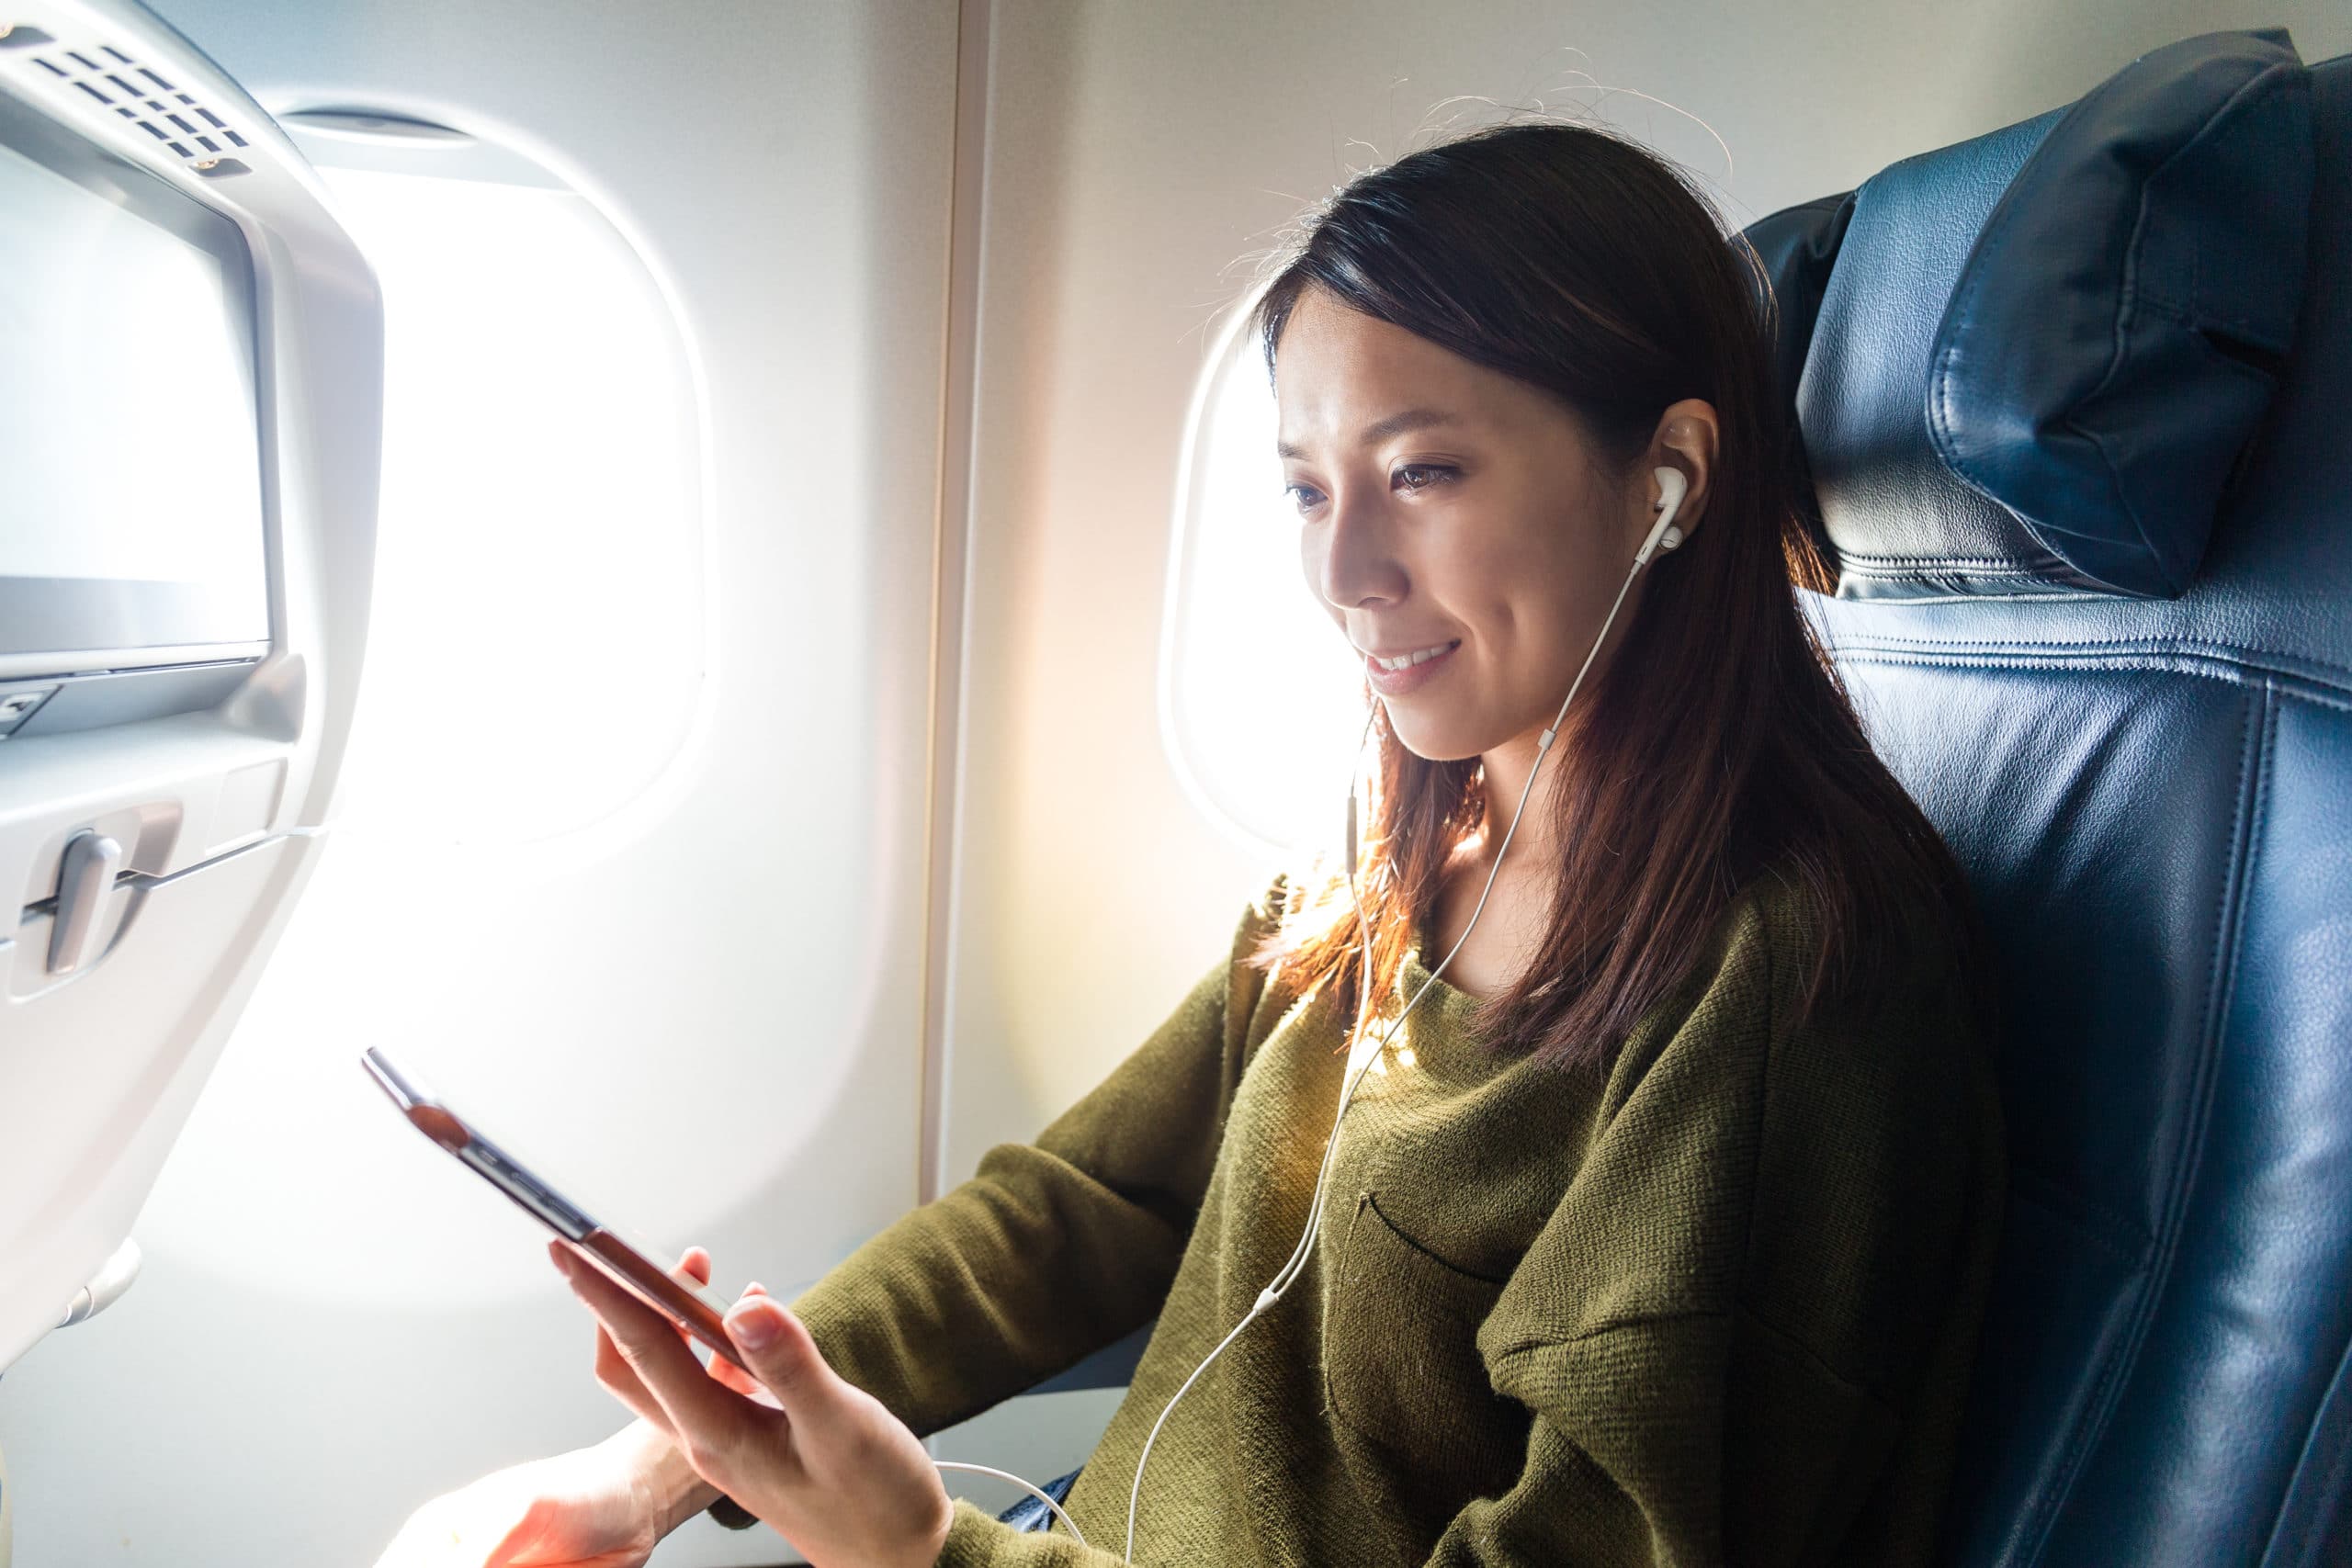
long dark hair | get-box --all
[1246,119,1991,1071]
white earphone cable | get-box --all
[933,1461,1089,1545]
[1123,489,1677,1561]
[1246,538,1645,1314]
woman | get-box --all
[379,118,2004,1568]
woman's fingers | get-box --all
[699,1279,774,1396]
[707,1359,766,1402]
[552,1240,782,1463]
[665,1252,771,1401]
[588,1316,676,1438]
[665,1247,715,1355]
[551,1247,950,1566]
[570,1243,719,1439]
[551,1241,769,1485]
[717,1296,843,1434]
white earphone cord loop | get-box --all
[1123,521,1667,1562]
[933,1461,1089,1546]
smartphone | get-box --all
[360,1045,751,1374]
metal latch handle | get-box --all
[47,829,123,976]
[58,1237,143,1328]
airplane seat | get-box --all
[1742,24,2352,1568]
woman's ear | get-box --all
[1641,399,1719,547]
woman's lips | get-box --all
[1365,640,1460,696]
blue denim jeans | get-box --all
[994,1466,1082,1533]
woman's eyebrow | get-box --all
[1277,407,1461,460]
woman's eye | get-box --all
[1284,482,1326,513]
[1393,463,1456,492]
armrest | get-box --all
[1025,1320,1153,1395]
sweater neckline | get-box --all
[1385,905,1487,1055]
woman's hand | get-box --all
[549,1238,955,1568]
[370,1250,720,1567]
[369,1429,668,1568]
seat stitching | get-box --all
[1816,629,2352,696]
[1838,557,2051,573]
[1828,647,2352,714]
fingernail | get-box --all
[548,1245,574,1277]
[728,1300,780,1350]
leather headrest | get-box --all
[1744,28,2315,600]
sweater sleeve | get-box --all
[785,884,1289,1440]
[921,884,2003,1568]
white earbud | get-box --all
[1634,466,1689,567]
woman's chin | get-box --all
[1381,709,1489,765]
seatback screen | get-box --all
[0,91,266,668]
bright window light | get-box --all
[1161,303,1365,856]
[140,153,715,1307]
[314,164,704,848]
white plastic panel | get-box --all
[0,0,383,1393]
[0,834,309,1360]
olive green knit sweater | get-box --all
[786,866,2005,1566]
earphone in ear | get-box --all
[1634,465,1689,568]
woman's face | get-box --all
[1274,285,1676,764]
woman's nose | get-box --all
[1315,488,1406,611]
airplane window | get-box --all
[310,159,705,851]
[1163,304,1363,855]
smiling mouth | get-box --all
[1363,638,1461,671]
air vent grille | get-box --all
[4,27,251,176]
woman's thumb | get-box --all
[722,1296,832,1417]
